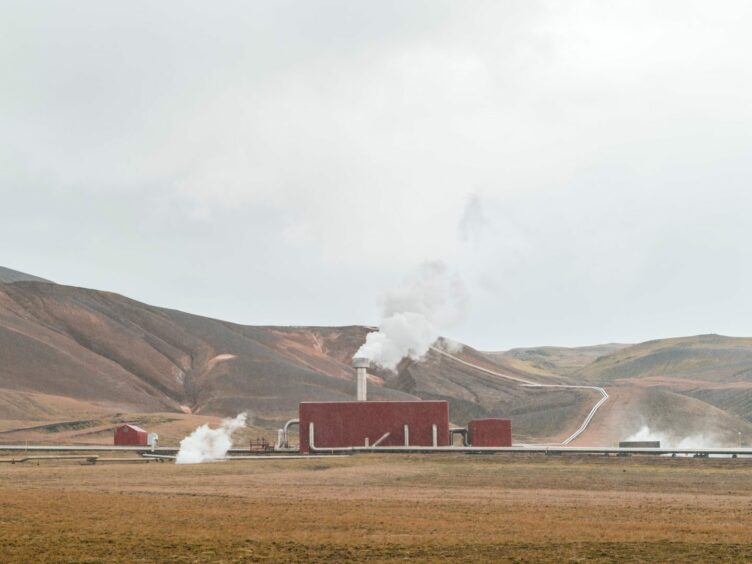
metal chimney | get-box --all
[352,357,370,401]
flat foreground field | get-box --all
[2,454,752,562]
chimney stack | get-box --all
[352,357,370,401]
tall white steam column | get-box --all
[353,357,370,401]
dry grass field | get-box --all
[2,454,752,562]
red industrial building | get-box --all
[299,400,450,453]
[283,357,514,453]
[467,418,512,447]
[114,424,149,446]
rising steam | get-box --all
[355,261,466,370]
[625,425,722,449]
[175,412,248,464]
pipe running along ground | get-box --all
[429,346,609,446]
[277,418,300,450]
[306,414,752,456]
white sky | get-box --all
[2,1,751,349]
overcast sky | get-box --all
[2,1,751,350]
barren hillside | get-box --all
[489,343,630,380]
[0,271,595,443]
[574,334,752,385]
[2,268,752,447]
[492,335,752,445]
[0,280,414,424]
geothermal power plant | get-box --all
[278,357,510,453]
[3,349,752,461]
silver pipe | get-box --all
[372,432,391,447]
[142,453,349,461]
[430,346,610,446]
[353,357,369,401]
[0,445,257,454]
[0,455,99,464]
[307,439,752,456]
[522,383,609,445]
[223,454,350,460]
[0,445,169,452]
[277,418,299,450]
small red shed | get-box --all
[114,424,149,446]
[468,419,512,447]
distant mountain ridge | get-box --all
[572,334,752,384]
[487,343,630,379]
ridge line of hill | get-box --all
[2,267,752,447]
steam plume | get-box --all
[625,425,721,449]
[176,412,247,464]
[355,261,466,370]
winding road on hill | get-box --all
[430,347,609,445]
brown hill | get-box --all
[3,270,751,447]
[489,343,630,380]
[574,385,752,447]
[0,276,598,443]
[0,281,414,424]
[573,334,752,385]
[493,335,752,446]
[387,348,596,442]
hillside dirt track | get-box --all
[2,454,752,562]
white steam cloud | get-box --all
[625,425,722,450]
[355,261,466,370]
[175,412,248,464]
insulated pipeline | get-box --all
[429,347,609,446]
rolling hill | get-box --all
[2,266,752,448]
[492,335,752,446]
[0,270,596,444]
[573,334,752,385]
[487,343,630,380]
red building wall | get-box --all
[114,424,149,446]
[299,401,449,453]
[467,419,512,447]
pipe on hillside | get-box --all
[430,346,610,446]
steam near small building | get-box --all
[176,412,248,464]
[624,425,723,450]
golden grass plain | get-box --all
[2,454,752,562]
